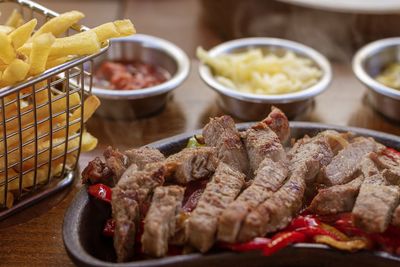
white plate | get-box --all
[277,0,400,14]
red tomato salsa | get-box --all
[94,60,170,90]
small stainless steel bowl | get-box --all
[91,34,190,120]
[198,38,332,121]
[353,38,400,121]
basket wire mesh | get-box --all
[0,0,107,219]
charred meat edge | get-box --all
[262,106,290,144]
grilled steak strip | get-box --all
[308,175,363,215]
[242,122,286,175]
[262,106,290,144]
[322,137,377,186]
[370,152,400,185]
[164,147,218,184]
[104,146,129,184]
[203,115,249,174]
[142,185,185,257]
[188,162,245,252]
[125,147,165,170]
[238,134,333,242]
[352,156,400,233]
[217,158,288,243]
[112,162,166,262]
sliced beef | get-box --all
[238,134,333,242]
[289,134,333,183]
[112,187,139,263]
[203,115,249,174]
[262,106,290,144]
[125,146,165,170]
[353,184,399,233]
[142,185,185,257]
[238,165,307,242]
[112,163,166,262]
[371,151,400,185]
[352,156,400,233]
[81,157,113,185]
[322,137,377,185]
[164,147,218,184]
[104,146,129,184]
[392,205,400,227]
[308,175,363,215]
[217,158,288,243]
[188,162,245,252]
[242,122,286,175]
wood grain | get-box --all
[1,0,400,266]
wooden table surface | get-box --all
[1,1,400,266]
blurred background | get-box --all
[3,0,400,61]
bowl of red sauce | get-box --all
[91,34,190,119]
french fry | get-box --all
[6,9,24,28]
[2,59,29,85]
[0,32,16,64]
[81,131,98,152]
[19,30,100,58]
[21,137,80,170]
[91,22,120,43]
[32,11,84,38]
[113,19,136,36]
[46,56,73,69]
[0,189,14,209]
[29,33,55,75]
[54,95,100,138]
[0,25,14,34]
[9,19,37,49]
[90,20,135,43]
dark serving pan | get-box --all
[63,122,400,267]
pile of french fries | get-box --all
[0,10,135,208]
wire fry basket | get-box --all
[0,0,108,219]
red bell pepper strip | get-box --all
[287,215,320,230]
[263,231,307,256]
[88,183,112,203]
[220,237,271,252]
[103,219,115,237]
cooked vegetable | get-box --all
[263,231,307,256]
[87,183,112,203]
[186,135,205,148]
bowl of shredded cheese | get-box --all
[197,38,332,120]
[353,37,400,121]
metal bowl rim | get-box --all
[352,37,400,101]
[91,34,190,100]
[198,37,332,104]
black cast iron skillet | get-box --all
[63,122,400,267]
